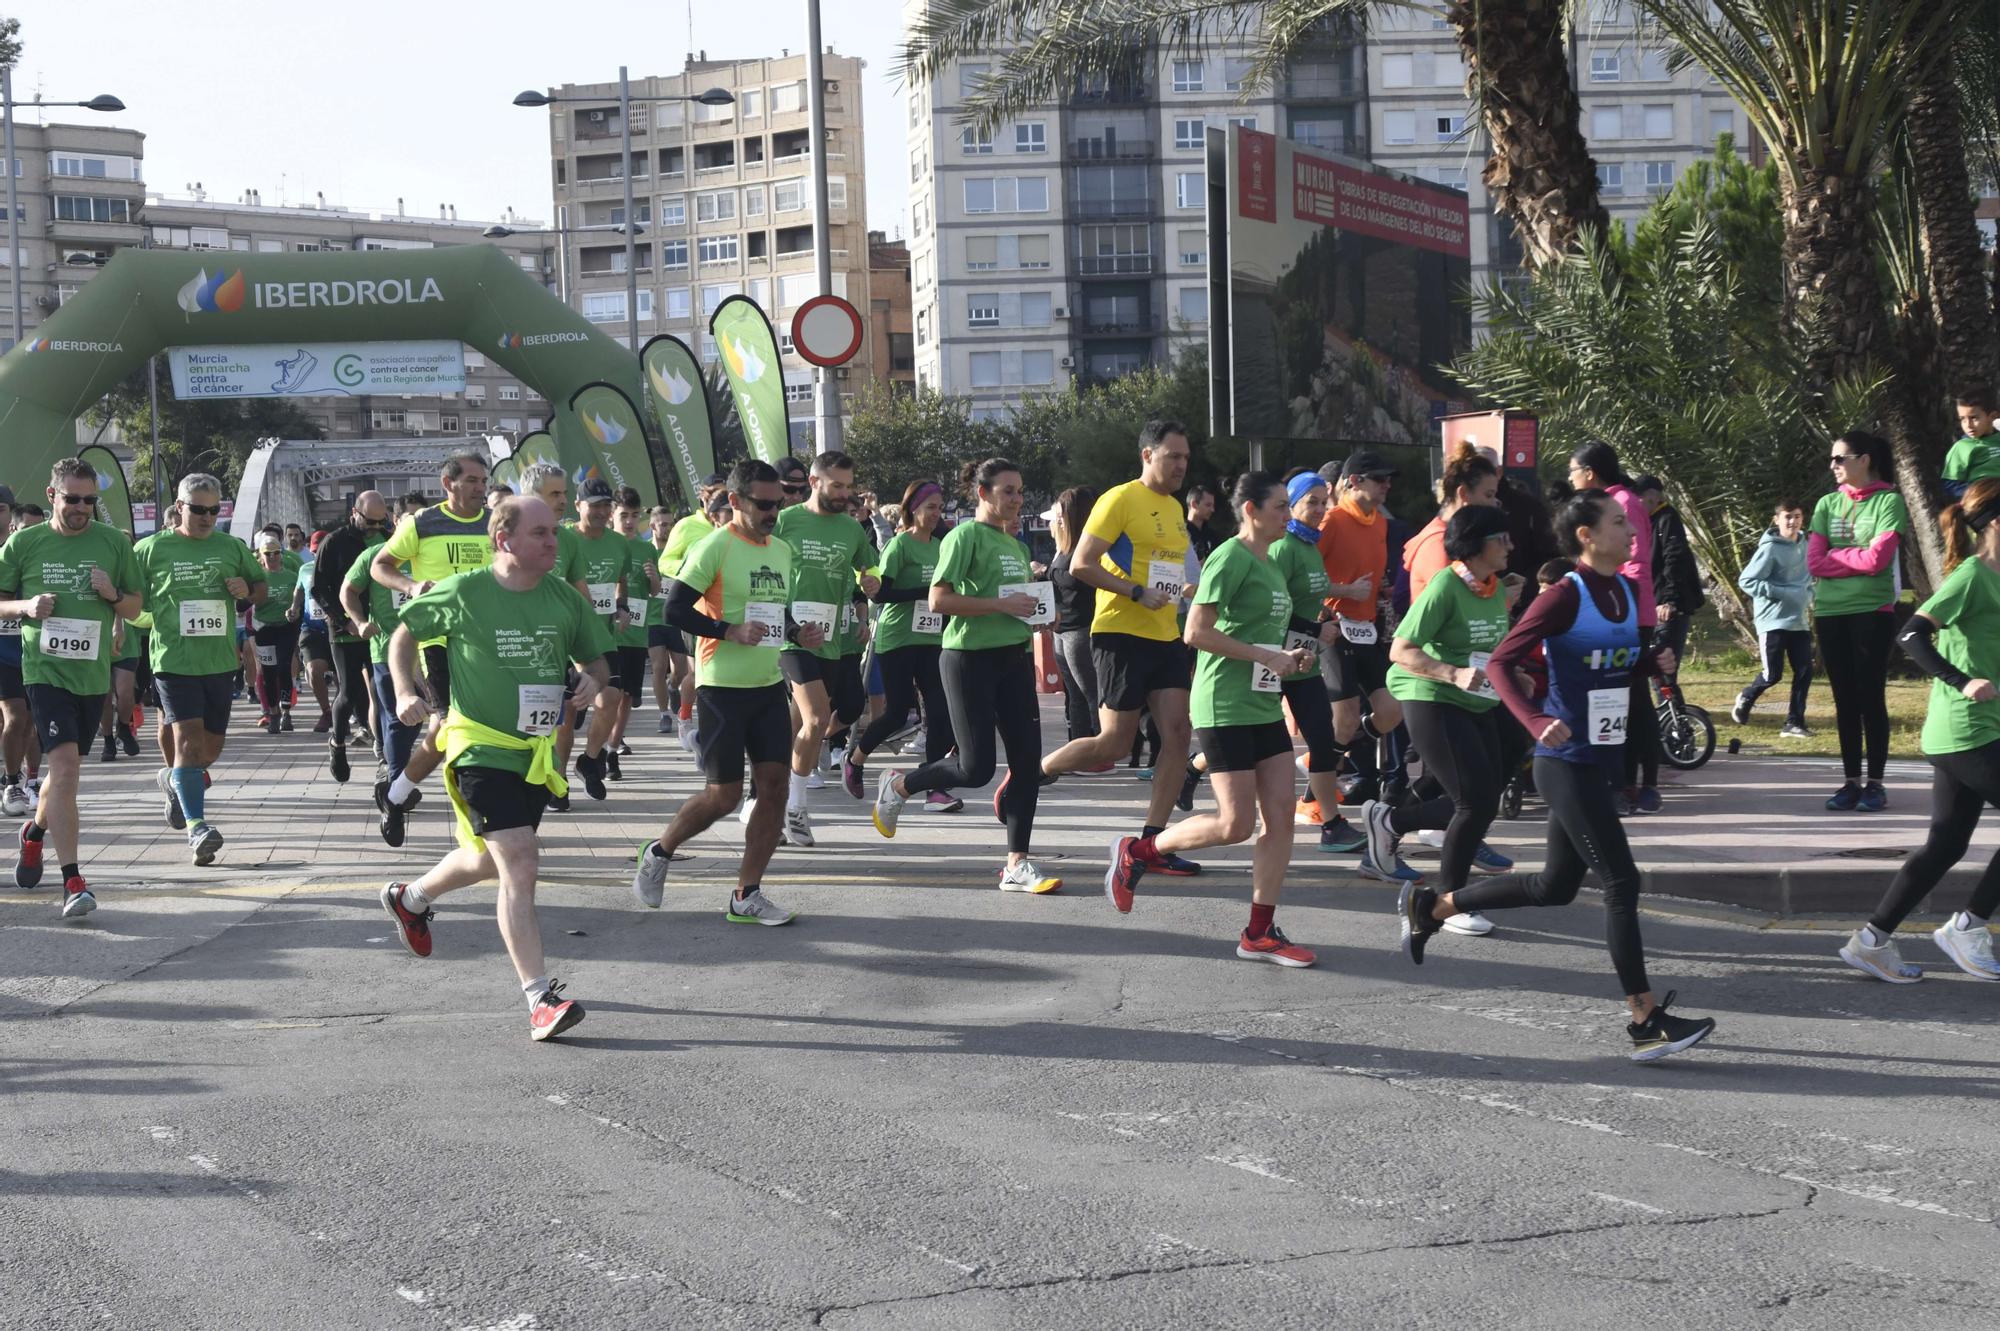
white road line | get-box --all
[1589,1192,1668,1215]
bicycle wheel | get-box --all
[1658,702,1716,770]
[1500,779,1524,821]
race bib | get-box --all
[0,618,18,637]
[254,643,278,667]
[39,616,101,661]
[1466,651,1498,700]
[623,597,644,620]
[913,608,945,637]
[1251,645,1285,693]
[517,683,565,736]
[1283,629,1319,664]
[1587,687,1629,746]
[790,599,836,640]
[179,599,228,638]
[587,582,619,616]
[391,587,411,610]
[1338,616,1378,645]
[1146,559,1185,599]
[839,601,859,633]
[1001,581,1055,627]
[742,601,786,644]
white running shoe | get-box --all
[1838,929,1923,984]
[679,724,699,754]
[871,771,907,838]
[822,745,843,772]
[0,784,27,818]
[1932,916,2000,980]
[631,840,670,909]
[1441,912,1494,936]
[805,769,826,791]
[1414,829,1447,849]
[783,805,815,848]
[998,859,1061,893]
[900,729,928,756]
[738,796,756,826]
[725,888,795,925]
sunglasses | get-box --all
[744,497,780,513]
[53,493,95,507]
[1829,453,1858,464]
[184,503,222,517]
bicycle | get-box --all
[1656,684,1715,770]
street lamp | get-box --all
[1,79,126,343]
[513,76,733,351]
[483,221,644,304]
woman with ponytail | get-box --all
[1406,443,1500,601]
[1568,441,1663,812]
[1837,479,2000,984]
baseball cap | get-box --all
[0,484,15,507]
[775,456,808,482]
[699,472,725,489]
[578,478,615,502]
[1341,448,1399,480]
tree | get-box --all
[85,366,324,501]
[0,16,22,70]
[843,382,1009,499]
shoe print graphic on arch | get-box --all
[271,349,317,394]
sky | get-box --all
[7,0,912,236]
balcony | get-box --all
[1076,254,1154,276]
[1071,81,1149,106]
[1283,73,1364,101]
[1069,138,1153,161]
[47,215,144,246]
[1072,197,1155,218]
[1079,317,1160,337]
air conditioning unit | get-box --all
[1053,306,1070,319]
[1059,356,1075,369]
[586,109,610,123]
[835,367,851,380]
[825,80,841,93]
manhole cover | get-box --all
[1822,847,1906,860]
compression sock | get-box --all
[522,976,549,1008]
[60,862,79,883]
[1247,902,1275,940]
[171,767,207,824]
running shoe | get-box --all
[1470,843,1514,875]
[60,876,95,920]
[1079,761,1117,775]
[1295,796,1324,826]
[1838,928,1922,983]
[999,859,1062,894]
[549,792,571,814]
[783,806,815,848]
[1318,817,1366,854]
[871,772,908,837]
[575,752,608,801]
[156,767,185,831]
[924,791,963,813]
[375,781,419,848]
[529,980,585,1041]
[738,796,756,825]
[823,744,845,772]
[900,729,928,756]
[118,724,138,756]
[631,841,670,909]
[1441,912,1494,936]
[804,769,826,791]
[279,710,295,732]
[606,751,623,781]
[1104,835,1148,913]
[1857,782,1888,813]
[615,741,633,757]
[1825,783,1862,812]
[1176,763,1204,812]
[1359,846,1424,883]
[14,822,43,889]
[1626,991,1716,1062]
[1636,787,1663,814]
[1614,787,1639,817]
[99,733,117,763]
[1398,882,1441,964]
[842,752,866,800]
[1931,916,2000,980]
[1729,692,1753,725]
[379,881,434,958]
[725,888,795,925]
[311,710,331,734]
[1154,851,1202,877]
[1360,799,1399,876]
[679,723,699,754]
[1779,722,1814,739]
[657,713,674,735]
[328,740,350,784]
[1236,924,1316,968]
[1413,829,1446,848]
[0,783,29,818]
[188,823,223,867]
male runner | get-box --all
[341,513,421,844]
[0,485,32,817]
[369,453,492,843]
[562,478,634,801]
[311,490,390,779]
[0,459,143,916]
[379,495,614,1041]
[656,482,726,748]
[515,463,584,807]
[134,473,268,864]
[1039,420,1202,873]
[606,487,657,763]
[770,451,879,846]
[632,459,816,923]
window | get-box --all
[499,385,522,402]
[772,80,805,114]
[774,180,805,212]
[1172,59,1204,92]
[916,308,930,347]
[666,287,691,320]
[1383,111,1416,145]
[1178,228,1205,266]
[660,239,689,269]
[189,226,229,250]
[1640,48,1671,82]
[1014,122,1045,153]
[1175,118,1205,150]
[53,196,131,223]
[966,177,996,212]
[741,88,762,119]
[1381,54,1413,88]
[1020,292,1052,326]
[1022,351,1055,385]
[499,418,523,434]
[698,235,740,263]
[466,386,487,402]
[371,410,407,432]
[1590,53,1621,82]
[696,190,736,222]
[959,63,990,99]
[1230,115,1258,131]
[1018,234,1051,268]
[1434,114,1465,142]
[1175,171,1203,209]
[1644,160,1675,192]
[965,235,998,270]
[961,125,994,154]
[785,380,814,404]
[465,351,487,369]
[1016,176,1048,211]
[964,177,1046,213]
[463,417,488,432]
[778,330,796,355]
[778,272,816,307]
[52,152,138,180]
[1224,58,1253,91]
[743,185,765,217]
[257,239,282,252]
[1596,163,1624,194]
[1178,287,1208,323]
[659,195,686,227]
[1707,108,1734,142]
[828,177,847,208]
[1592,107,1623,142]
[968,293,1001,327]
[968,351,1001,387]
[703,284,741,317]
[582,291,627,323]
[1643,104,1672,140]
[608,202,652,226]
[441,414,461,433]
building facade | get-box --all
[866,229,915,398]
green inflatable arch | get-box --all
[0,245,665,508]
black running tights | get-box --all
[1817,610,1894,782]
[1401,701,1504,893]
[857,645,954,765]
[1868,740,2000,935]
[904,644,1042,853]
[331,638,371,742]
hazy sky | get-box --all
[7,0,911,236]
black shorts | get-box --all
[155,671,234,733]
[1321,632,1390,703]
[649,623,687,654]
[1196,720,1294,773]
[451,764,550,837]
[421,644,451,711]
[300,626,334,665]
[112,654,139,674]
[27,683,105,752]
[615,646,647,702]
[0,661,23,702]
[694,683,791,786]
[1091,632,1191,713]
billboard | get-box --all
[168,340,467,400]
[1209,125,1473,456]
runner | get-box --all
[340,513,421,845]
[310,491,391,779]
[1046,486,1106,746]
[98,607,142,762]
[133,473,269,865]
[1038,421,1201,874]
[378,495,614,1041]
[0,458,143,917]
[868,458,1061,894]
[1396,488,1717,1062]
[516,464,578,808]
[657,486,729,750]
[0,485,33,817]
[1269,471,1364,853]
[1731,498,1815,737]
[1567,443,1662,813]
[369,453,493,840]
[561,478,636,802]
[844,479,959,812]
[248,531,304,735]
[645,499,693,735]
[1810,430,1909,812]
[1317,449,1407,828]
[630,459,812,924]
[606,486,657,764]
[1840,478,2000,983]
[297,537,336,733]
[769,451,879,847]
[1405,444,1500,600]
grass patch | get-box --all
[1673,665,1929,762]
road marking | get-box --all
[395,1287,430,1306]
[1203,1154,1300,1185]
[1590,1192,1667,1215]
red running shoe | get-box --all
[61,875,96,919]
[1236,925,1316,968]
[379,881,434,958]
[529,980,585,1041]
[14,821,43,890]
[1103,834,1150,913]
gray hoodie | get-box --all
[1736,525,1811,633]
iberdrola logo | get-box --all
[21,338,50,353]
[582,411,628,446]
[648,360,696,406]
[176,268,247,315]
[721,333,767,383]
[570,461,602,487]
[498,332,524,350]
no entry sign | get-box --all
[791,295,864,368]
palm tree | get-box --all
[898,0,1607,268]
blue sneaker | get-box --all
[1319,817,1366,854]
[1359,845,1424,884]
[1154,850,1202,877]
[1636,787,1662,814]
[1857,782,1888,812]
[1826,783,1862,812]
[1470,842,1513,874]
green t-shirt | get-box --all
[934,520,1036,652]
[676,525,793,688]
[1270,531,1331,683]
[135,530,268,677]
[252,559,301,627]
[774,505,873,661]
[617,532,654,647]
[875,531,944,654]
[557,524,631,628]
[1386,565,1511,713]
[0,520,141,696]
[1190,537,1291,729]
[1810,487,1909,617]
[397,568,613,776]
[1943,435,2000,486]
[1917,556,2000,756]
[343,536,403,666]
[660,513,713,578]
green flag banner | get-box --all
[567,383,657,500]
[504,429,563,492]
[78,445,133,534]
[640,335,716,507]
[489,452,522,491]
[709,296,788,466]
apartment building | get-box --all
[542,51,872,446]
[866,230,915,397]
[2,119,150,352]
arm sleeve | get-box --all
[663,577,728,639]
[1487,579,1580,735]
[1900,616,1973,690]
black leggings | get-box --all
[252,621,300,714]
[904,643,1042,853]
[331,638,371,742]
[1623,625,1661,789]
[1281,675,1345,774]
[1868,740,2000,934]
[1742,628,1815,727]
[1453,755,1651,996]
[857,645,954,766]
[1818,610,1895,782]
[1401,701,1505,893]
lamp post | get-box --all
[483,221,640,308]
[2,79,125,344]
[804,0,842,452]
[514,79,734,352]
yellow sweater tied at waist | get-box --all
[437,709,570,850]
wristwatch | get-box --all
[1128,582,1145,601]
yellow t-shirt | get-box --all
[1083,479,1190,642]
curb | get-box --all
[1642,863,1976,917]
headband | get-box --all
[1287,472,1328,506]
[907,482,943,514]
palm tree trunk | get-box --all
[1904,46,2000,404]
[1781,167,1887,385]
[1446,0,1606,268]
[1882,351,1949,592]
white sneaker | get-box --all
[1932,916,2000,980]
[738,796,756,826]
[725,887,795,925]
[783,805,815,847]
[822,745,843,772]
[1838,929,1923,984]
[656,713,674,735]
[1441,912,1494,936]
[631,840,669,909]
[23,776,40,802]
[998,859,1061,894]
[679,724,699,754]
[871,771,907,839]
[1414,829,1447,849]
[900,730,928,756]
[0,784,27,817]
[804,769,826,791]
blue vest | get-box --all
[1538,571,1640,773]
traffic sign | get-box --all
[791,295,865,368]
